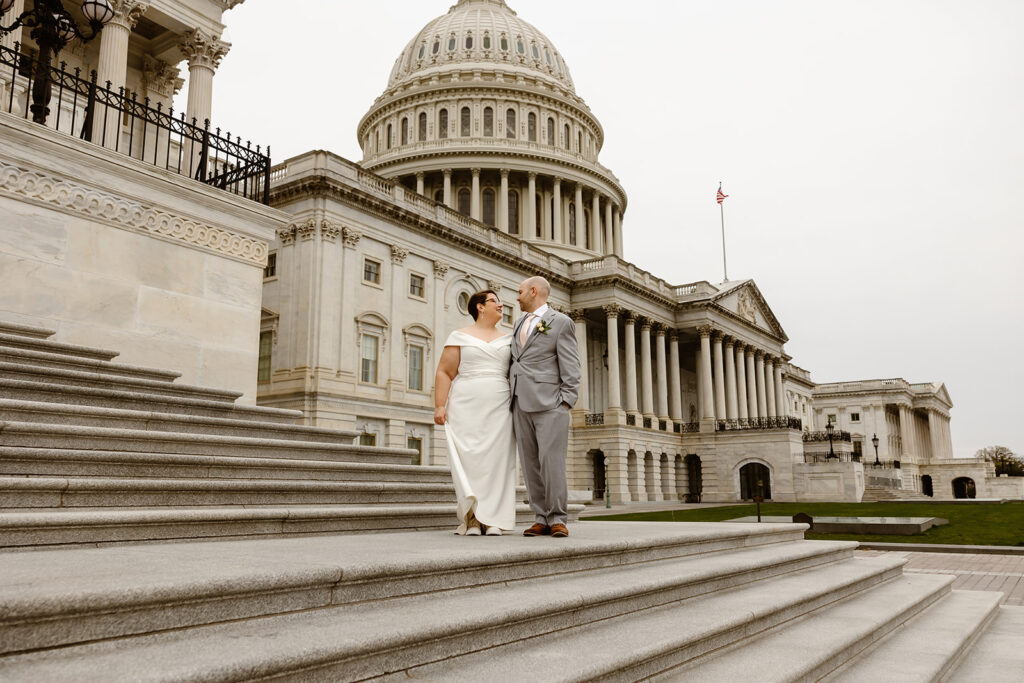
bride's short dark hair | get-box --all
[467,290,498,321]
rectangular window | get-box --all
[409,273,425,298]
[827,414,837,424]
[850,412,861,422]
[407,437,423,466]
[502,304,513,325]
[257,331,272,382]
[363,258,381,284]
[853,440,863,456]
[359,433,376,447]
[408,344,424,391]
[360,335,378,384]
[263,252,277,279]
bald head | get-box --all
[516,276,551,313]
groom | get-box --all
[510,276,580,538]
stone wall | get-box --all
[793,462,865,502]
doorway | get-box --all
[739,462,771,500]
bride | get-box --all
[434,290,517,536]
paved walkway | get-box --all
[856,549,1024,606]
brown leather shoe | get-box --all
[550,523,569,538]
[523,523,550,536]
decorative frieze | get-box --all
[433,261,450,279]
[297,220,318,241]
[276,225,296,245]
[0,160,267,265]
[321,221,341,243]
[342,226,362,247]
[391,245,409,264]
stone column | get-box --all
[746,350,758,419]
[698,326,715,420]
[604,200,614,255]
[443,168,453,207]
[668,331,682,423]
[774,364,786,420]
[0,0,24,48]
[470,168,481,221]
[712,333,727,422]
[571,310,588,412]
[416,172,425,196]
[552,178,563,243]
[613,207,623,256]
[724,337,738,422]
[94,1,149,147]
[574,183,584,246]
[591,192,601,252]
[141,56,183,165]
[899,405,915,462]
[735,343,749,421]
[526,172,537,241]
[179,25,229,136]
[498,168,509,232]
[655,325,669,421]
[764,357,777,418]
[755,351,767,418]
[942,416,954,460]
[695,346,704,420]
[639,319,655,418]
[604,305,621,412]
[623,312,638,415]
[928,410,944,460]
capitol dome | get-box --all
[358,0,626,262]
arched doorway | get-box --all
[952,477,976,499]
[591,450,606,502]
[684,454,702,503]
[626,450,638,501]
[921,475,933,497]
[739,462,771,500]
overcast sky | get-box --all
[200,0,1023,459]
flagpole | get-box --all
[719,182,728,282]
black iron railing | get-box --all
[626,414,636,426]
[1,43,270,204]
[642,417,652,429]
[716,416,803,432]
[679,422,700,433]
[803,429,852,443]
[803,452,869,464]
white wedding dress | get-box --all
[442,330,517,531]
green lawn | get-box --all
[582,501,1024,547]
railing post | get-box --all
[195,118,210,182]
[262,145,271,204]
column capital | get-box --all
[569,309,587,322]
[342,226,362,248]
[639,317,653,332]
[652,322,667,336]
[723,336,736,349]
[110,0,149,30]
[553,177,562,187]
[668,330,679,343]
[443,168,452,177]
[432,261,450,279]
[470,167,481,176]
[179,28,230,70]
[622,310,637,324]
[528,171,538,180]
[499,168,510,178]
[415,171,425,180]
[603,303,622,319]
[764,354,775,365]
[754,348,765,359]
[734,340,747,351]
[390,245,408,264]
[711,331,725,343]
[697,324,715,338]
[142,56,183,98]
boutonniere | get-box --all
[535,319,552,335]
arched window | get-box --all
[535,194,543,237]
[528,112,536,141]
[546,117,554,145]
[461,107,471,137]
[583,208,591,249]
[577,131,582,152]
[545,49,551,65]
[448,35,456,51]
[483,34,491,49]
[386,123,393,149]
[465,35,473,49]
[483,107,493,137]
[563,123,570,150]
[516,38,525,54]
[500,35,508,51]
[506,108,516,139]
[401,118,409,145]
[434,189,443,203]
[432,40,440,55]
[531,44,539,60]
[457,188,471,216]
[482,188,496,226]
[508,191,519,235]
[568,203,577,244]
[418,112,427,141]
[418,44,425,59]
[439,108,448,139]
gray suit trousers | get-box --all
[513,402,570,526]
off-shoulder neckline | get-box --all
[450,330,511,344]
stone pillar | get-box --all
[698,326,715,420]
[899,405,915,462]
[552,178,563,243]
[712,333,727,421]
[623,312,638,415]
[574,183,584,247]
[443,168,453,207]
[649,455,663,502]
[746,350,758,419]
[655,325,669,421]
[755,351,767,418]
[604,305,621,412]
[639,319,655,418]
[928,410,944,460]
[942,416,954,459]
[94,1,149,147]
[572,310,588,412]
[141,56,183,165]
[605,451,630,504]
[613,207,623,256]
[591,192,601,252]
[724,337,738,422]
[774,364,786,421]
[179,26,229,144]
[695,346,704,421]
[498,168,509,232]
[416,172,425,196]
[470,168,481,221]
[604,200,614,255]
[735,343,749,421]
[526,172,537,241]
[764,357,777,418]
[668,332,682,422]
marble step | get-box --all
[0,362,242,403]
[821,589,1002,682]
[0,330,118,362]
[0,541,899,681]
[0,321,55,341]
[0,345,180,382]
[0,399,358,444]
[0,523,819,656]
[0,422,414,465]
[0,377,304,424]
[0,447,449,483]
[946,605,1024,682]
[0,476,458,509]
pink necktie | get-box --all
[519,313,534,347]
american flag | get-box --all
[716,184,728,205]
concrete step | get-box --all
[0,446,450,483]
[822,589,1002,682]
[0,523,818,655]
[0,538,899,681]
[0,321,55,340]
[0,377,304,424]
[0,331,118,362]
[0,399,358,444]
[0,476,458,509]
[0,422,414,465]
[0,345,181,382]
[946,605,1024,682]
[0,362,242,403]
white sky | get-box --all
[200,0,1024,459]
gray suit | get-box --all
[510,306,580,527]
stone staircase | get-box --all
[862,484,934,502]
[1,322,1021,681]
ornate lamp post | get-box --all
[825,420,836,459]
[0,0,114,124]
[872,433,880,468]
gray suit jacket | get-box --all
[509,307,581,413]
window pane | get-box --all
[257,331,272,382]
[386,124,392,149]
[263,252,276,279]
[407,437,422,465]
[465,35,473,49]
[418,112,427,141]
[568,204,576,244]
[408,345,423,391]
[457,292,470,313]
[457,188,471,216]
[461,107,471,136]
[528,113,536,141]
[483,35,491,49]
[363,259,380,284]
[439,109,448,139]
[360,433,376,446]
[564,124,570,150]
[401,118,408,145]
[506,109,516,139]
[483,188,495,226]
[409,274,425,297]
[483,107,493,137]
[547,118,554,145]
[361,335,378,383]
[508,191,519,235]
[502,304,513,325]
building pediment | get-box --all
[709,281,787,341]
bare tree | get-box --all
[976,446,1024,476]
